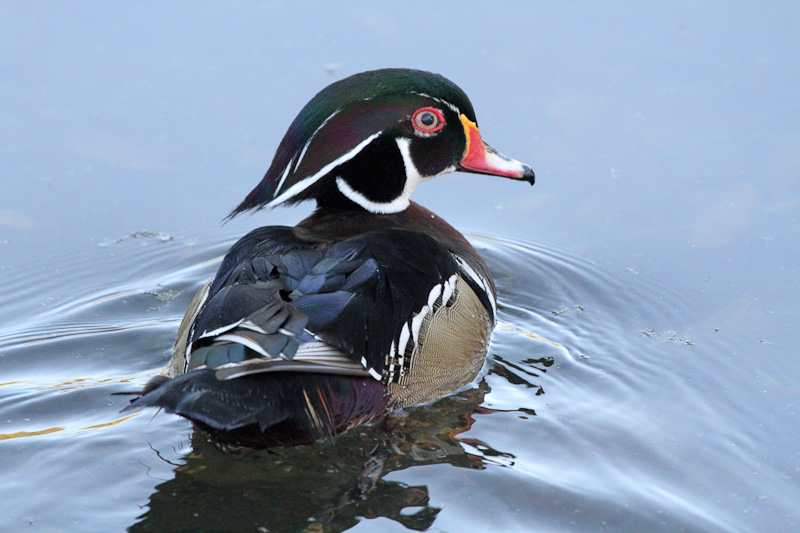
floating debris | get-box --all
[144,289,182,302]
[642,329,693,346]
[98,230,175,246]
[551,304,585,317]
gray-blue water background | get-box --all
[1,3,798,532]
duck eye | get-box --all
[412,107,445,134]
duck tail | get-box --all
[123,370,388,447]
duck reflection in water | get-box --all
[129,378,524,532]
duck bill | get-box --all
[457,115,535,184]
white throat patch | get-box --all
[335,137,454,214]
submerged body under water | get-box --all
[1,227,795,532]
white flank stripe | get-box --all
[268,131,382,207]
[410,306,429,343]
[368,368,382,380]
[454,255,497,317]
[386,340,397,376]
[397,323,411,359]
[427,283,443,308]
[440,275,456,307]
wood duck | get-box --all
[127,68,534,447]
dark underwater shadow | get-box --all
[127,373,533,533]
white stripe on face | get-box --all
[268,131,382,207]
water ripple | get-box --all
[1,229,796,532]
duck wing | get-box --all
[125,226,462,446]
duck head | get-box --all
[229,68,534,217]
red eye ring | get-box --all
[412,107,445,133]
